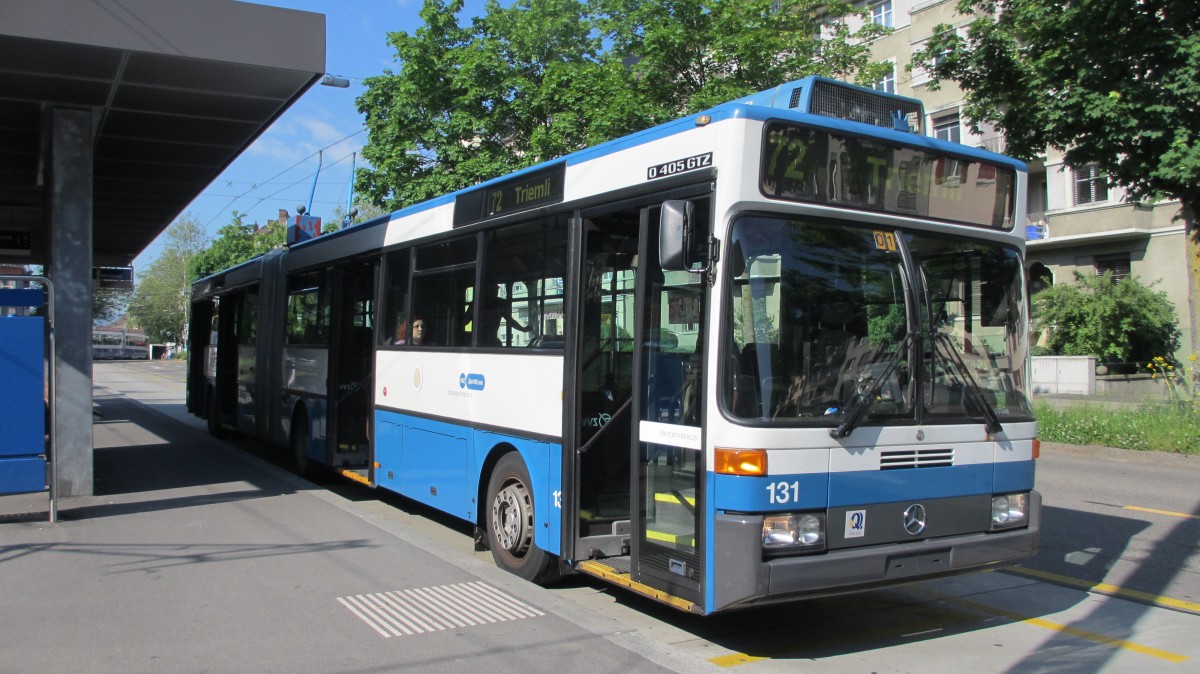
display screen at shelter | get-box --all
[760,122,1016,230]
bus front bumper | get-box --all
[712,490,1041,612]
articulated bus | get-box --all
[188,77,1039,614]
[93,327,149,360]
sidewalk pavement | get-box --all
[0,387,662,674]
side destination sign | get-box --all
[454,163,566,228]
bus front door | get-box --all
[631,202,707,606]
[573,198,708,609]
[575,211,639,558]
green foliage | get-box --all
[356,0,888,211]
[599,0,890,112]
[1032,271,1180,364]
[866,304,905,348]
[127,214,208,344]
[330,200,390,230]
[913,0,1200,216]
[1033,401,1199,454]
[189,211,285,281]
[93,288,131,325]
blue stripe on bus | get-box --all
[994,459,1036,494]
[713,462,1035,513]
[373,410,562,556]
[827,464,994,506]
[713,472,830,511]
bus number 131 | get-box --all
[767,480,801,504]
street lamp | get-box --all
[320,74,350,88]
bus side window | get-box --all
[382,251,410,346]
[412,238,478,347]
[411,267,475,347]
[481,217,568,348]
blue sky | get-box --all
[133,0,492,271]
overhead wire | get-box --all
[200,127,366,229]
[197,11,613,231]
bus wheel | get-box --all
[486,453,560,585]
[291,413,312,477]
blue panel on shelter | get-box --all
[0,316,44,457]
[0,288,45,308]
[0,456,47,494]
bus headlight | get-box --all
[991,493,1030,530]
[762,512,825,551]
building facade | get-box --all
[849,0,1195,361]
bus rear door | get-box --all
[327,260,376,480]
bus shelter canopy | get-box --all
[0,0,326,267]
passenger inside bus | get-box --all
[478,284,529,347]
[391,316,425,345]
[408,317,425,345]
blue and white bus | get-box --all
[188,77,1039,614]
[93,327,150,360]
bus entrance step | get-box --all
[337,468,371,486]
[575,558,697,613]
[649,489,696,527]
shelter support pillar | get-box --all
[48,107,94,497]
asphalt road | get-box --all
[4,360,1196,673]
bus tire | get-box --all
[485,453,560,585]
[291,412,313,478]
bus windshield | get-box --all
[722,216,1032,427]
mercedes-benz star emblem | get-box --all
[903,504,927,536]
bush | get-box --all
[1032,272,1180,365]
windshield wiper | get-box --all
[830,333,911,440]
[932,332,1003,434]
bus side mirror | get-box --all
[659,200,695,271]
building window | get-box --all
[874,64,895,94]
[933,113,960,144]
[1074,164,1108,205]
[1095,253,1130,284]
[870,1,893,28]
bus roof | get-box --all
[279,77,1026,254]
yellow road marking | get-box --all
[709,653,768,667]
[709,581,1191,667]
[915,588,1188,663]
[1007,567,1200,614]
[1124,505,1200,521]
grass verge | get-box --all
[1033,400,1200,454]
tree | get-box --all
[127,214,208,344]
[1033,272,1181,368]
[329,200,390,231]
[356,0,888,211]
[599,0,891,112]
[189,210,285,280]
[912,1,1200,213]
[912,0,1200,349]
[93,288,131,325]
